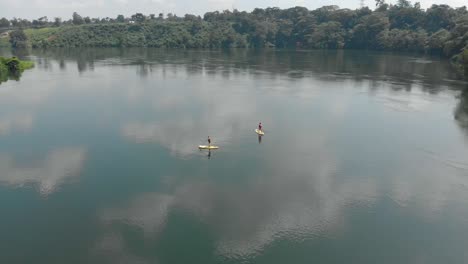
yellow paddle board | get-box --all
[255,129,265,135]
[198,145,219,150]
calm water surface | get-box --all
[1,48,468,264]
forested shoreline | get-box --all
[1,1,467,75]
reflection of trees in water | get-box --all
[36,57,52,71]
[59,59,66,70]
[29,48,466,92]
[0,70,21,84]
[11,48,30,58]
[455,88,468,134]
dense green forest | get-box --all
[1,0,467,75]
[0,56,34,83]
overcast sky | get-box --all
[0,0,466,20]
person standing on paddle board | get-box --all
[258,122,262,132]
[208,136,211,147]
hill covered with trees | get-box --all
[1,0,468,75]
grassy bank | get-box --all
[0,35,10,47]
[0,56,34,83]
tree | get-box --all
[249,20,276,48]
[5,57,20,72]
[388,1,424,29]
[397,0,411,8]
[294,13,317,45]
[309,21,345,49]
[72,12,84,25]
[0,17,10,28]
[375,0,388,11]
[312,5,339,24]
[10,18,19,27]
[377,28,426,51]
[84,17,91,24]
[32,16,48,27]
[442,15,468,56]
[54,17,62,27]
[11,18,31,28]
[167,13,179,21]
[275,19,293,47]
[9,29,28,48]
[184,14,200,22]
[350,13,389,48]
[131,13,146,23]
[426,29,450,54]
[329,9,358,29]
[116,14,125,23]
[425,5,456,32]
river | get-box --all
[0,48,468,264]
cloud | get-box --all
[0,147,87,196]
[0,113,34,135]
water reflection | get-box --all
[121,81,258,156]
[20,48,465,91]
[93,232,149,264]
[0,147,86,196]
[0,113,33,135]
[96,128,468,263]
[11,48,30,58]
[0,47,467,263]
[96,138,377,261]
[455,88,468,134]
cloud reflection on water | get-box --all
[0,147,86,196]
[0,113,34,135]
[1,48,467,263]
[101,127,381,260]
[102,50,468,262]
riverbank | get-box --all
[0,56,34,83]
[2,4,467,76]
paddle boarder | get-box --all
[258,122,262,132]
[208,136,211,147]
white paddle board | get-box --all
[199,145,219,150]
[255,129,265,135]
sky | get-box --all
[0,0,466,20]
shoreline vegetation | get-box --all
[0,1,467,76]
[0,56,34,83]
